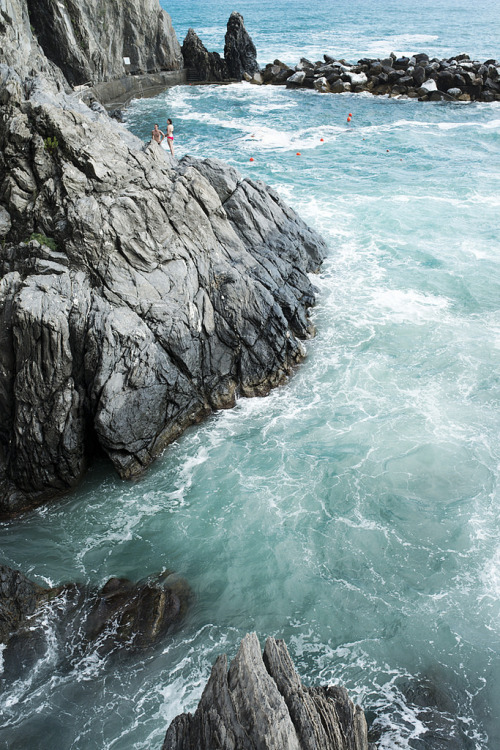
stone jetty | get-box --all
[249,52,500,102]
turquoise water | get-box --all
[1,1,500,748]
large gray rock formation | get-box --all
[0,0,327,517]
[26,0,182,86]
[181,28,229,82]
[163,632,369,750]
[224,11,259,81]
[182,12,259,83]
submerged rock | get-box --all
[85,572,190,650]
[0,564,191,677]
[162,632,369,750]
[0,564,50,643]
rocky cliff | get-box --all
[163,632,369,750]
[26,0,182,86]
[0,0,327,516]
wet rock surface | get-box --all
[0,0,327,517]
[260,52,500,102]
[162,632,370,750]
[0,564,190,679]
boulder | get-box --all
[286,70,306,87]
[345,71,368,86]
[162,633,369,750]
[418,78,438,94]
[224,12,259,81]
[314,76,331,93]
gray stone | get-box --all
[224,12,259,81]
[181,28,228,82]
[0,206,11,236]
[418,78,438,94]
[286,70,306,86]
[314,76,330,93]
[162,633,369,750]
[26,0,182,86]
[0,31,327,515]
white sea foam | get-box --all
[370,288,450,323]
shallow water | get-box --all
[1,1,500,748]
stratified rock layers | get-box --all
[163,632,369,750]
[26,0,182,85]
[0,86,327,516]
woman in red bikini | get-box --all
[165,118,174,157]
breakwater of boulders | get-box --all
[247,52,500,102]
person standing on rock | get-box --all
[165,118,174,156]
[152,123,164,144]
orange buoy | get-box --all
[347,117,351,123]
[320,138,324,142]
[348,112,352,117]
[249,157,254,162]
[296,152,301,155]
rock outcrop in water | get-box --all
[182,12,259,83]
[163,632,369,750]
[0,0,327,517]
[259,52,500,102]
[181,28,229,82]
[0,564,190,679]
[224,11,260,81]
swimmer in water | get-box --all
[151,123,164,144]
[165,118,174,156]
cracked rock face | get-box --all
[26,0,182,86]
[162,633,369,750]
[0,0,327,517]
[224,11,260,81]
[0,81,327,516]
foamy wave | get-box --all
[370,289,450,322]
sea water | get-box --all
[1,1,500,748]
